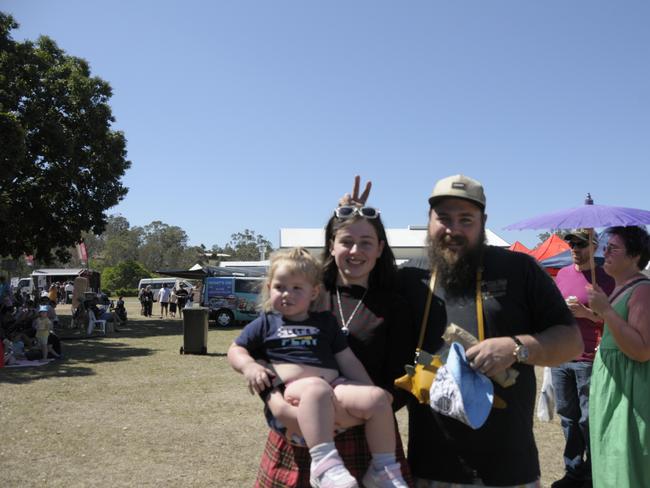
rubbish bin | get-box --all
[180,307,208,355]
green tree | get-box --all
[0,13,131,263]
[101,215,143,267]
[214,229,274,261]
[102,260,152,290]
[138,221,190,271]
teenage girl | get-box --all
[228,248,408,488]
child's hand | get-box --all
[242,362,275,395]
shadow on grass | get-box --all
[57,317,244,341]
[1,320,174,385]
[0,339,156,385]
[57,317,183,340]
[0,362,96,384]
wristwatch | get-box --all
[511,336,529,363]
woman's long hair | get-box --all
[321,213,397,292]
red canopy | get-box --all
[529,234,570,262]
[508,241,531,254]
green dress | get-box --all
[589,281,650,488]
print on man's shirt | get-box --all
[277,326,319,347]
[481,279,508,299]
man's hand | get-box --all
[339,175,372,207]
[466,337,517,377]
[567,301,593,320]
[241,362,275,395]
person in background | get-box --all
[587,226,650,488]
[169,288,178,318]
[114,296,127,323]
[34,305,60,360]
[138,286,146,316]
[38,297,59,329]
[158,284,171,318]
[549,230,615,488]
[64,281,74,304]
[142,286,154,317]
[0,276,10,310]
[175,285,189,317]
[48,283,58,307]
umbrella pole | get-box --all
[588,228,596,285]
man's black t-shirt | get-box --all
[398,246,575,486]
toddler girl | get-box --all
[228,248,407,488]
[34,305,60,360]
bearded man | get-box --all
[344,175,583,487]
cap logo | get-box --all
[451,182,466,190]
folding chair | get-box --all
[87,310,107,336]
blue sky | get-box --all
[6,1,650,249]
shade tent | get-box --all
[508,241,531,254]
[541,247,605,269]
[528,234,570,262]
[155,265,266,280]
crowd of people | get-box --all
[1,281,64,365]
[138,283,191,319]
[0,278,130,364]
[226,175,648,488]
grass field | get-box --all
[0,298,566,487]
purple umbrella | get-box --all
[505,195,650,282]
[505,195,650,230]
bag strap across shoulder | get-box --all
[416,271,436,351]
[416,267,485,352]
[609,277,650,307]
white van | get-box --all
[15,277,34,296]
[137,278,194,301]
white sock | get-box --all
[371,452,397,471]
[309,442,336,466]
[309,443,352,480]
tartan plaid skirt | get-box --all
[255,423,413,487]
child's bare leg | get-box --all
[333,382,395,453]
[283,377,336,447]
[266,390,302,441]
[41,343,48,360]
[335,382,408,486]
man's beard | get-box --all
[427,230,486,299]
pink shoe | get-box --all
[310,450,359,488]
[361,463,408,488]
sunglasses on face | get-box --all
[334,206,380,220]
[603,244,623,254]
[567,240,589,249]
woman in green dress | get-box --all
[587,226,650,488]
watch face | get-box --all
[516,345,529,362]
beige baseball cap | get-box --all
[428,174,486,210]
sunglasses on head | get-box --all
[568,240,589,249]
[334,206,380,220]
